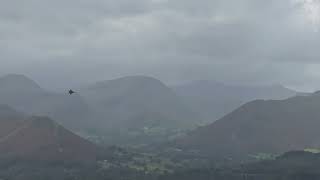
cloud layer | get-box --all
[1,0,320,91]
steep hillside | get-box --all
[0,105,26,137]
[0,106,98,162]
[177,92,320,160]
[80,76,199,131]
[0,74,91,130]
[174,80,297,123]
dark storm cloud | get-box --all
[1,0,320,91]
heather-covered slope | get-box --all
[0,106,98,162]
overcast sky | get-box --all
[1,0,320,91]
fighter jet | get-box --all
[69,89,76,95]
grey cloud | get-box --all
[1,0,320,91]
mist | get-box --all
[1,1,320,180]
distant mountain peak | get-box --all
[89,75,167,90]
[79,75,199,139]
[109,75,162,83]
[115,75,161,81]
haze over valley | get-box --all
[2,0,320,179]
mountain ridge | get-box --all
[0,106,98,162]
[176,93,320,161]
[80,75,199,129]
[173,80,297,123]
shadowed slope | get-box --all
[0,106,98,162]
[177,92,320,160]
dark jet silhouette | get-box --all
[69,89,76,95]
